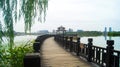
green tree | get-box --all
[0,0,48,47]
[0,21,2,44]
[0,0,48,66]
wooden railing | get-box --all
[33,35,53,52]
[54,35,120,67]
[24,34,54,67]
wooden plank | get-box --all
[41,37,96,67]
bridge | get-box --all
[41,37,95,67]
[23,34,120,67]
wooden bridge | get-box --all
[24,35,120,67]
[41,37,95,67]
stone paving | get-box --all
[41,37,96,67]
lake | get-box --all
[2,35,38,45]
[80,36,120,51]
[2,35,120,51]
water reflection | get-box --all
[109,36,112,40]
[104,35,112,40]
[104,35,107,40]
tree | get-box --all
[0,21,2,44]
[0,0,48,48]
[0,0,48,66]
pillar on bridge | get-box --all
[33,42,40,52]
[106,40,114,67]
[70,37,73,52]
[24,53,41,67]
[87,38,93,62]
[76,37,80,56]
[65,36,68,49]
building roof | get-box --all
[57,26,65,31]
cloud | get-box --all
[14,0,120,32]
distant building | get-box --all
[68,28,73,32]
[38,30,49,34]
[105,27,107,32]
[104,27,107,36]
[52,30,56,34]
[109,27,112,32]
[56,26,66,34]
[77,29,83,32]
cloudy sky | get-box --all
[14,0,120,32]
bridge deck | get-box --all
[41,37,95,67]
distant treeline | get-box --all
[1,31,49,36]
[108,31,120,36]
[66,31,103,36]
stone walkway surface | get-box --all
[41,37,95,67]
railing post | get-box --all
[58,35,60,43]
[76,37,80,56]
[106,40,114,67]
[33,42,40,52]
[24,53,41,67]
[59,35,61,44]
[62,36,64,46]
[87,38,93,62]
[63,36,66,47]
[70,37,73,52]
[65,36,68,49]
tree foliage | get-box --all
[0,0,48,46]
[108,31,120,36]
[66,31,103,37]
[0,1,48,66]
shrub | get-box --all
[0,40,34,67]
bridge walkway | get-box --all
[41,37,96,67]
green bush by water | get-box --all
[0,40,34,67]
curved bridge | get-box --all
[24,34,120,67]
[41,37,94,67]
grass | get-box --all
[0,40,34,67]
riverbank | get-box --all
[66,31,102,37]
[108,32,120,36]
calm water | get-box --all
[14,35,37,43]
[2,35,38,45]
[2,35,120,51]
[80,36,120,51]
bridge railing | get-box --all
[24,34,54,67]
[54,35,120,67]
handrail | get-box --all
[24,34,54,67]
[54,34,120,67]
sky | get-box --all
[14,0,120,32]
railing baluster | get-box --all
[93,46,95,62]
[98,48,101,64]
[54,35,120,67]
